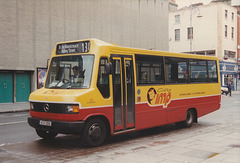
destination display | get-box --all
[56,41,90,55]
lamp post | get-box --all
[189,0,202,53]
[190,0,192,52]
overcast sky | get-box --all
[175,0,212,8]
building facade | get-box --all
[0,0,169,103]
[169,2,238,90]
[235,6,240,77]
[169,0,178,11]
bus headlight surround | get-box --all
[30,103,34,110]
[66,105,79,113]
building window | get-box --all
[183,50,216,56]
[175,29,180,41]
[187,27,193,39]
[175,14,180,23]
[225,10,228,19]
[224,50,236,59]
[232,12,234,21]
[231,27,234,39]
[206,50,216,56]
[225,25,227,37]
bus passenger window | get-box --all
[135,54,164,85]
[165,57,188,84]
[189,59,208,83]
[97,58,110,98]
[208,61,218,82]
[141,71,148,83]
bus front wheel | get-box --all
[36,129,58,139]
[176,109,195,128]
[81,118,107,147]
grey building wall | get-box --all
[0,0,169,98]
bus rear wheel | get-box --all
[36,129,58,139]
[176,109,194,128]
[81,118,107,147]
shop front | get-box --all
[219,61,238,91]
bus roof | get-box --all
[53,39,218,61]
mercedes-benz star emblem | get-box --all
[43,103,50,112]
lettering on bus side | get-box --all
[147,88,172,108]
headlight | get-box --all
[30,103,34,110]
[66,105,79,113]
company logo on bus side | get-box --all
[147,88,172,108]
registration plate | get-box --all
[39,120,52,126]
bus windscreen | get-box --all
[45,55,94,89]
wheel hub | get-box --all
[89,124,102,140]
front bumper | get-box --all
[28,117,85,134]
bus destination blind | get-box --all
[56,41,90,55]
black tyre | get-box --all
[176,109,194,128]
[81,118,107,147]
[36,129,58,139]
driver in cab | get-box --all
[72,66,85,83]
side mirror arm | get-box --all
[47,59,50,69]
[105,63,112,75]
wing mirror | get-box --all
[47,59,50,69]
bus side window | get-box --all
[189,59,208,83]
[208,60,218,83]
[165,57,188,84]
[97,58,110,98]
[135,54,164,85]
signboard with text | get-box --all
[56,41,90,55]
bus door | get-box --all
[111,55,135,132]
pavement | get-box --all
[0,102,29,113]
